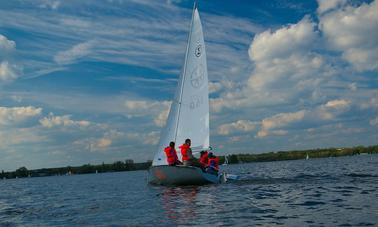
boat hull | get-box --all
[148,165,221,186]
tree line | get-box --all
[1,144,377,179]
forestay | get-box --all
[152,6,209,166]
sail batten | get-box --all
[152,6,209,166]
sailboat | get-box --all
[148,3,223,185]
[222,155,229,166]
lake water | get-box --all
[1,154,377,226]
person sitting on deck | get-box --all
[179,139,202,168]
[206,152,219,175]
[164,141,181,166]
[199,150,208,167]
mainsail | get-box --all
[152,4,209,166]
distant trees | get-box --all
[1,145,377,180]
[218,145,378,164]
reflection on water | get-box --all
[0,154,377,226]
[160,187,199,225]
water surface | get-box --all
[1,154,377,226]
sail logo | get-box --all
[190,65,204,88]
[190,95,203,109]
[195,44,202,57]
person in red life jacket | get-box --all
[199,150,208,167]
[206,152,219,175]
[180,139,193,166]
[179,139,202,167]
[164,141,181,166]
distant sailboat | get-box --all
[148,2,223,185]
[222,155,229,166]
[306,153,309,160]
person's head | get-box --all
[169,141,175,147]
[185,139,191,145]
[208,152,214,158]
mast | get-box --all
[173,2,198,144]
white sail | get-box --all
[152,5,209,166]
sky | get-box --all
[0,0,377,171]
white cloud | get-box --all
[218,120,257,135]
[0,127,47,149]
[0,61,19,81]
[39,113,90,128]
[249,17,317,63]
[154,107,169,127]
[0,34,16,52]
[319,0,378,71]
[54,40,96,65]
[144,131,160,145]
[324,99,350,109]
[257,110,305,138]
[0,106,42,125]
[124,99,171,126]
[209,81,222,94]
[126,131,160,145]
[360,97,378,110]
[0,35,21,82]
[317,0,347,14]
[96,138,112,148]
[38,0,61,10]
[248,17,320,91]
[370,117,378,126]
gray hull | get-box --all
[148,165,220,186]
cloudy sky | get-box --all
[0,0,377,171]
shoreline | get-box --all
[1,144,377,180]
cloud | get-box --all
[209,81,222,94]
[324,99,350,109]
[124,99,171,126]
[218,120,257,135]
[317,0,347,14]
[248,17,320,91]
[370,117,378,126]
[54,40,96,65]
[257,110,305,138]
[319,0,378,71]
[0,61,19,81]
[154,107,169,127]
[38,0,61,10]
[0,34,16,52]
[39,113,91,128]
[0,106,42,125]
[0,35,21,82]
[249,16,317,63]
[96,138,112,148]
[126,131,160,145]
[0,127,47,149]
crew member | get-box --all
[206,152,219,175]
[164,141,181,166]
[179,139,193,166]
[199,150,208,167]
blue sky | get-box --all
[0,0,377,171]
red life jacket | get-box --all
[199,151,208,166]
[164,146,177,165]
[179,144,190,161]
[208,157,219,171]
